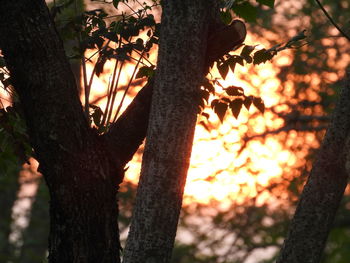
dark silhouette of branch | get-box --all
[315,0,350,41]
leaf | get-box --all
[230,99,243,119]
[240,45,255,64]
[241,45,255,57]
[200,89,210,103]
[253,97,265,113]
[253,49,274,64]
[214,102,228,122]
[231,2,257,23]
[135,66,155,79]
[233,55,244,66]
[225,86,244,96]
[92,107,103,127]
[201,112,210,119]
[113,0,121,9]
[227,59,236,73]
[219,10,232,25]
[0,56,6,67]
[217,62,229,80]
[202,79,215,94]
[243,96,253,110]
[256,0,275,8]
[211,99,219,109]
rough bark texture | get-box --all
[277,72,350,263]
[122,1,215,262]
[0,1,151,262]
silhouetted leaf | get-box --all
[220,10,232,25]
[113,0,121,9]
[253,49,274,64]
[214,102,228,122]
[256,0,275,8]
[217,62,229,79]
[135,66,155,79]
[226,86,244,96]
[231,2,257,23]
[201,112,210,119]
[253,97,265,113]
[243,96,253,110]
[233,55,244,66]
[200,89,210,103]
[211,99,219,109]
[230,99,243,119]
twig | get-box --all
[314,0,350,42]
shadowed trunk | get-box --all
[277,72,350,262]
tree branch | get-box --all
[314,0,350,42]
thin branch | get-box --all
[112,50,145,122]
[314,0,350,42]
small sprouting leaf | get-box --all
[217,62,229,80]
[253,49,274,65]
[225,86,244,96]
[243,96,253,110]
[230,98,243,119]
[147,29,152,37]
[256,0,275,8]
[136,65,155,79]
[91,106,103,127]
[214,102,228,122]
[201,112,210,119]
[200,89,210,103]
[113,0,121,9]
[253,97,265,113]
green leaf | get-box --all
[113,0,121,9]
[0,56,6,67]
[231,2,257,23]
[253,97,265,113]
[240,45,255,63]
[217,62,229,80]
[230,99,243,119]
[219,10,232,25]
[214,102,228,122]
[136,66,155,79]
[225,86,244,96]
[256,0,275,8]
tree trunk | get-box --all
[277,72,350,262]
[122,1,215,262]
[0,1,124,262]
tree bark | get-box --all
[277,72,350,262]
[0,1,129,262]
[122,1,216,262]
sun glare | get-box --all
[79,30,319,206]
